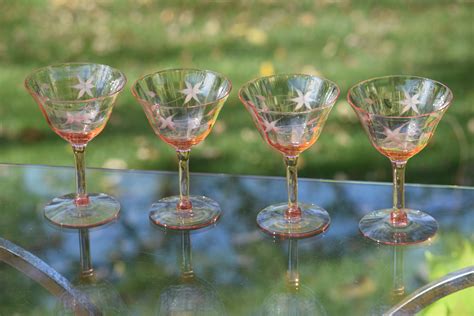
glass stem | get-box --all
[73,145,89,206]
[287,239,299,290]
[181,231,194,280]
[391,161,408,226]
[285,155,301,219]
[79,228,94,279]
[177,150,192,210]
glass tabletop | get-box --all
[0,163,472,315]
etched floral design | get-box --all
[379,123,414,148]
[72,76,95,99]
[180,81,203,104]
[400,89,421,114]
[64,105,100,127]
[158,115,176,130]
[65,112,94,125]
[290,88,315,111]
[262,118,279,133]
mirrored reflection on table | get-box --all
[0,164,472,315]
[259,237,326,316]
[55,227,127,315]
[156,229,225,315]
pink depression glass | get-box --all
[348,75,453,245]
[24,63,126,228]
[239,74,339,238]
[131,68,231,230]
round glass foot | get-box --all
[149,195,221,230]
[44,193,120,228]
[256,203,330,239]
[359,208,438,245]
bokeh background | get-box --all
[0,0,472,185]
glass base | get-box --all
[359,208,438,245]
[44,193,120,228]
[256,203,330,239]
[149,195,221,230]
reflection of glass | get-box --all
[24,63,126,228]
[348,76,453,244]
[369,246,406,316]
[391,246,405,300]
[239,74,339,238]
[55,228,126,315]
[131,69,232,230]
[261,238,326,315]
[157,231,225,315]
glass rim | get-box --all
[346,74,454,119]
[130,68,233,109]
[238,73,340,114]
[24,62,127,104]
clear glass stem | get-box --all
[73,145,89,206]
[181,231,194,280]
[285,155,301,219]
[287,239,299,290]
[79,228,94,279]
[177,150,192,210]
[391,161,408,226]
[392,246,405,298]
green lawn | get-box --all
[0,0,472,185]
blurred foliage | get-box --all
[0,0,473,185]
[421,234,474,316]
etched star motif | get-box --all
[290,89,315,111]
[380,123,409,147]
[72,76,95,99]
[158,115,175,130]
[400,90,421,114]
[180,81,202,104]
[262,118,279,133]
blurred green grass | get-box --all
[0,0,472,185]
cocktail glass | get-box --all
[131,68,231,230]
[25,63,126,228]
[239,74,339,238]
[347,75,453,244]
